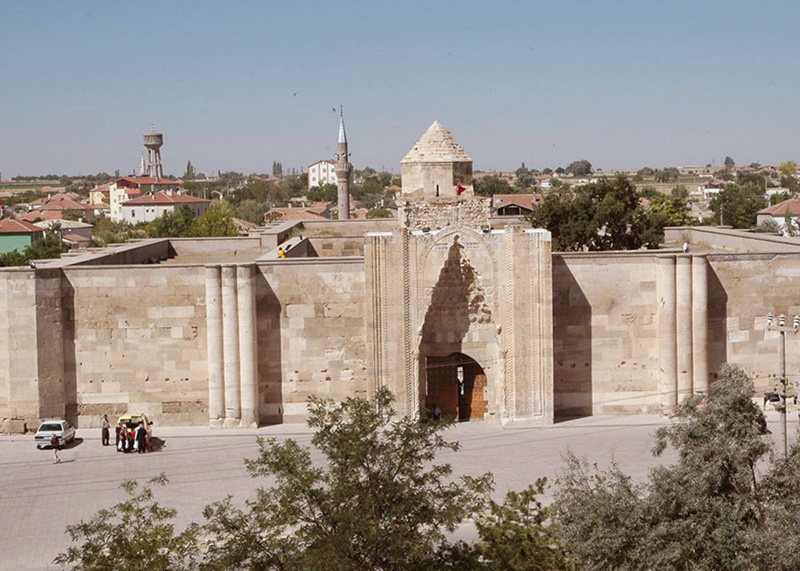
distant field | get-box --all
[0,180,65,193]
[634,175,708,196]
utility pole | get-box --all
[766,312,800,458]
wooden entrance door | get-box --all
[425,354,487,421]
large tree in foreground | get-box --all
[201,387,493,570]
[553,363,800,570]
[54,474,200,571]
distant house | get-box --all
[89,182,113,206]
[33,219,93,249]
[757,199,800,234]
[109,177,182,222]
[492,194,544,217]
[0,218,44,255]
[121,191,211,224]
[307,160,338,189]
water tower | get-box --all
[143,125,164,178]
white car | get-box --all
[34,420,76,449]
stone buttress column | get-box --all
[692,256,709,394]
[656,257,677,410]
[675,255,693,401]
[205,266,225,425]
[221,265,241,426]
[237,265,258,427]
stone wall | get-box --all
[300,219,397,237]
[6,228,800,432]
[707,253,800,389]
[554,252,661,417]
[256,259,368,423]
[0,270,39,432]
[397,198,491,231]
[664,226,800,253]
[309,237,365,257]
[62,265,209,427]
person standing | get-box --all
[116,422,125,452]
[101,414,110,446]
[50,433,60,464]
[136,422,147,454]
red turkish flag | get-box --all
[456,184,465,196]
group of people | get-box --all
[111,418,152,453]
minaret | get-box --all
[334,107,352,220]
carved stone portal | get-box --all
[365,224,554,425]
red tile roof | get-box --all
[40,196,94,211]
[0,218,43,234]
[63,233,90,243]
[492,193,544,211]
[115,177,182,187]
[122,191,211,206]
[758,199,800,217]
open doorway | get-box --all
[425,352,487,421]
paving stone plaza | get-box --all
[1,412,794,570]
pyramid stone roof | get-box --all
[401,121,472,164]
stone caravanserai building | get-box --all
[2,121,800,432]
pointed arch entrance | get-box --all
[425,353,487,421]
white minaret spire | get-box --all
[335,106,352,220]
[338,107,347,144]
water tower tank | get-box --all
[143,127,163,150]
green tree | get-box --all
[283,173,306,197]
[474,175,514,197]
[724,155,736,168]
[201,387,493,570]
[711,182,767,228]
[91,216,138,246]
[472,478,570,570]
[778,159,798,178]
[232,199,271,225]
[191,202,238,237]
[27,224,65,260]
[184,160,196,181]
[552,364,798,570]
[0,249,27,267]
[366,207,392,219]
[54,474,199,571]
[567,159,592,176]
[306,183,337,203]
[515,162,536,189]
[230,179,288,206]
[756,218,781,233]
[646,194,693,227]
[147,205,196,238]
[272,161,283,177]
[653,167,679,183]
[530,175,657,251]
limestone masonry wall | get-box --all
[6,228,800,432]
[0,271,39,432]
[397,198,491,231]
[62,265,209,427]
[707,254,800,390]
[256,259,367,423]
[309,237,365,257]
[554,253,660,417]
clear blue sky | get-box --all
[2,0,799,177]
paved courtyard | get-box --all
[0,411,794,570]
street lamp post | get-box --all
[766,312,800,458]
